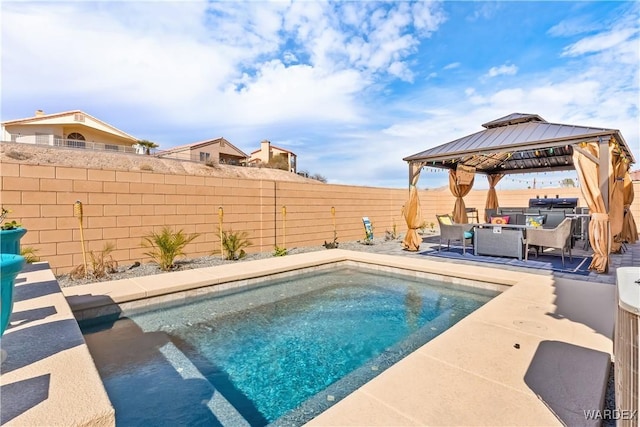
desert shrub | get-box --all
[139,164,153,171]
[266,157,289,171]
[205,159,219,168]
[218,229,252,260]
[142,227,200,271]
[323,231,339,249]
[273,245,288,256]
[5,150,32,160]
[385,220,399,241]
[20,246,40,264]
[310,173,327,183]
[70,242,118,279]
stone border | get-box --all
[3,250,616,426]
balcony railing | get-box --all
[6,135,142,154]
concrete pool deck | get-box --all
[1,244,630,426]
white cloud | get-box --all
[547,17,600,37]
[224,60,366,126]
[562,27,638,57]
[485,64,519,78]
[1,2,637,188]
[1,1,446,135]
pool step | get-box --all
[158,342,251,427]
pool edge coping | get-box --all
[4,250,615,426]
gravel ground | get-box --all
[55,238,402,288]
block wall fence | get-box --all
[1,162,639,275]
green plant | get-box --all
[136,139,159,155]
[70,242,118,279]
[0,207,21,230]
[385,220,399,241]
[323,231,339,249]
[273,245,288,256]
[142,227,200,271]
[20,246,40,264]
[266,157,289,171]
[218,229,252,260]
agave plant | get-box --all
[142,227,200,271]
[219,229,252,260]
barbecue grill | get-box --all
[528,197,579,210]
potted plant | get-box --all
[1,253,25,336]
[0,207,27,255]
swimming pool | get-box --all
[81,265,497,426]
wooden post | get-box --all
[282,206,287,248]
[598,137,610,212]
[218,207,224,260]
[74,201,88,277]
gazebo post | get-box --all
[401,161,424,251]
[598,136,610,211]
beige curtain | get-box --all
[402,185,423,251]
[449,169,474,223]
[402,162,424,251]
[610,152,625,252]
[573,142,610,273]
[621,171,638,243]
[485,174,504,222]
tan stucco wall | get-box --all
[2,162,639,275]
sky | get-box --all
[2,1,639,189]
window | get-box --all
[67,132,85,141]
[67,132,86,148]
[74,113,85,122]
[35,133,49,144]
[199,152,211,162]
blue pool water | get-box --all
[81,266,496,426]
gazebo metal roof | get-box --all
[403,113,635,175]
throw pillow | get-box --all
[490,215,510,225]
[526,215,546,228]
[439,216,453,225]
[463,231,474,239]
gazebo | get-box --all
[401,113,637,273]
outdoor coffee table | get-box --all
[473,223,532,260]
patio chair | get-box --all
[524,217,573,266]
[540,209,566,229]
[436,214,474,255]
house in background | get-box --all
[155,137,248,165]
[1,110,141,153]
[248,139,297,173]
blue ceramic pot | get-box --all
[0,228,27,255]
[1,254,25,336]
